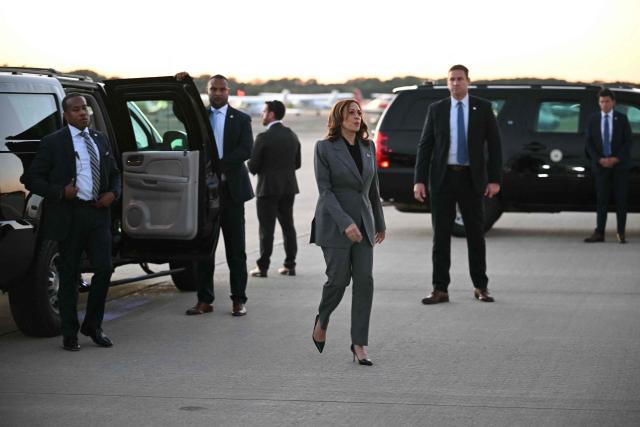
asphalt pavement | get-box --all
[1,114,639,426]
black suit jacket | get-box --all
[248,122,301,197]
[585,110,632,169]
[414,96,503,194]
[21,126,121,241]
[214,106,254,203]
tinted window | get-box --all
[384,93,441,129]
[126,100,187,151]
[491,100,505,117]
[0,93,59,151]
[384,92,506,130]
[615,103,640,134]
[536,101,580,133]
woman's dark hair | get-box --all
[325,99,369,142]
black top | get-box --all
[343,138,362,175]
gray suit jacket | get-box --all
[311,137,385,247]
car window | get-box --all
[491,100,505,117]
[535,101,580,133]
[0,93,59,149]
[615,103,640,134]
[126,100,188,151]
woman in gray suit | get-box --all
[311,99,386,365]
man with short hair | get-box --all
[248,100,301,277]
[22,93,121,350]
[413,64,503,304]
[584,88,633,243]
[177,73,254,316]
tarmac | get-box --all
[1,115,639,426]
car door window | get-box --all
[126,100,187,151]
[0,93,59,146]
[615,103,640,133]
[490,100,506,117]
[535,101,580,133]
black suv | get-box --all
[1,68,221,336]
[374,83,640,235]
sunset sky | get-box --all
[1,0,638,83]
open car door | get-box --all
[104,76,219,262]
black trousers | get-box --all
[57,204,113,337]
[429,169,488,292]
[196,182,248,304]
[594,165,629,235]
[256,194,297,271]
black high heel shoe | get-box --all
[350,344,373,366]
[312,315,325,353]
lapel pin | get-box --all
[472,106,477,111]
[366,153,371,157]
[230,115,234,119]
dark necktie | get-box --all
[81,130,100,199]
[457,101,468,164]
[603,114,611,157]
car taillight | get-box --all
[375,131,391,168]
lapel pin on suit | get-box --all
[366,152,371,157]
[472,106,477,111]
[230,114,234,119]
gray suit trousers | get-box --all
[318,241,373,346]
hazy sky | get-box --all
[1,0,638,83]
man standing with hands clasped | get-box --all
[413,64,503,305]
[248,100,301,277]
[176,72,254,317]
[21,93,121,351]
[584,88,632,244]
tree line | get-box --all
[51,68,640,97]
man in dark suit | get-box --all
[584,88,633,244]
[180,74,254,316]
[413,64,502,304]
[248,100,301,277]
[21,93,121,350]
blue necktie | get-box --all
[457,101,468,164]
[603,114,611,157]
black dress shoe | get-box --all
[474,288,495,302]
[249,267,267,277]
[62,336,80,351]
[81,327,113,347]
[617,233,627,244]
[421,290,449,305]
[278,266,296,276]
[584,231,605,243]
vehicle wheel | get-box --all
[169,260,197,292]
[9,240,61,337]
[451,198,503,238]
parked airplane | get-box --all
[202,89,359,115]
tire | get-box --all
[9,240,61,337]
[169,260,198,292]
[451,197,503,238]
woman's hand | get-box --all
[344,223,363,243]
[375,231,385,244]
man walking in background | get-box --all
[248,100,301,277]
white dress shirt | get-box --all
[210,104,228,160]
[448,94,470,166]
[69,124,100,201]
